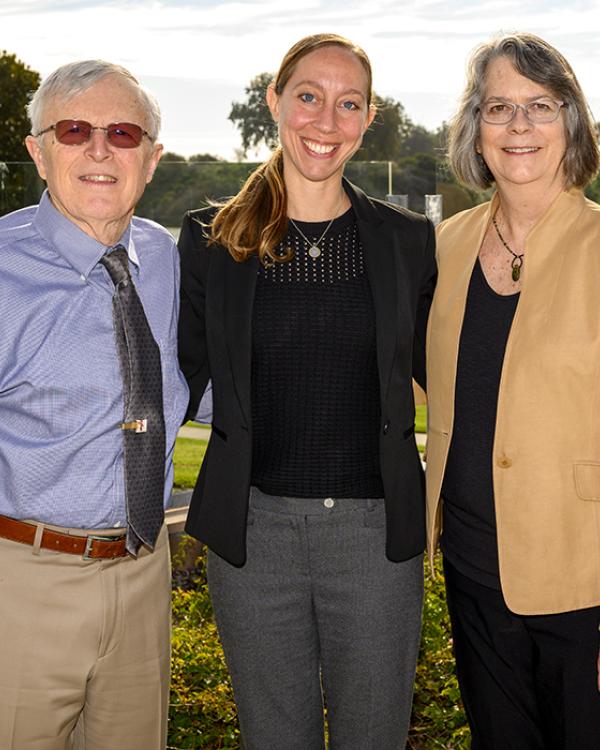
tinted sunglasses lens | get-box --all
[107,123,144,148]
[52,120,145,148]
[54,120,92,144]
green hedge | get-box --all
[168,547,469,749]
[409,555,470,749]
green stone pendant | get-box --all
[511,260,522,282]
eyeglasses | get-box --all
[34,120,152,148]
[479,98,566,125]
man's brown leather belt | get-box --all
[0,514,128,560]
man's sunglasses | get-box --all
[34,120,152,148]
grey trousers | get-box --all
[207,487,424,750]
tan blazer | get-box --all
[426,188,600,615]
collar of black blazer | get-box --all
[343,177,384,227]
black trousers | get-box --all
[443,558,600,750]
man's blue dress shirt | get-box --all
[0,192,189,529]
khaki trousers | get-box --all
[0,523,171,750]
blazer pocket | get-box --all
[573,462,600,501]
[211,424,228,442]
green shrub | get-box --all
[408,555,469,749]
[169,546,469,749]
[169,552,241,749]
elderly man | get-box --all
[0,61,188,749]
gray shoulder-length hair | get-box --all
[27,60,161,140]
[448,32,600,190]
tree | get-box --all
[0,50,40,161]
[160,151,188,162]
[229,72,277,157]
[357,95,412,161]
[398,123,437,158]
[228,74,439,166]
[227,71,453,212]
[136,153,260,227]
[189,153,222,162]
[0,51,41,214]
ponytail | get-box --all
[209,147,292,264]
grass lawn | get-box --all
[415,404,427,434]
[173,437,208,489]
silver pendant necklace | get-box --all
[289,216,335,259]
[288,197,346,259]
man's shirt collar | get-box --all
[32,190,139,279]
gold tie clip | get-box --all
[120,418,148,433]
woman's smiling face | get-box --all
[267,44,375,191]
[478,55,568,195]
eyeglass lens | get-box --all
[53,120,145,148]
[482,99,562,124]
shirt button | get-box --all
[382,420,390,435]
[497,455,512,469]
[324,498,335,508]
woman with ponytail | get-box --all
[177,33,436,750]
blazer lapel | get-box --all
[223,252,259,429]
[345,180,398,404]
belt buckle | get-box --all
[83,533,125,560]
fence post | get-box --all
[425,194,443,226]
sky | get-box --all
[3,0,600,159]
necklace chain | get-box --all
[289,217,335,259]
[492,212,524,282]
[288,197,347,260]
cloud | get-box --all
[3,0,600,157]
[2,0,226,11]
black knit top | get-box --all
[441,258,519,588]
[250,207,384,499]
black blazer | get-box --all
[178,179,436,566]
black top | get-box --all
[441,258,519,589]
[250,207,384,498]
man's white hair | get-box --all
[27,60,161,139]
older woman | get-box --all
[178,33,436,750]
[426,33,600,748]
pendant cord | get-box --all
[492,212,525,281]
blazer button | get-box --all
[497,455,512,469]
[382,421,390,435]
